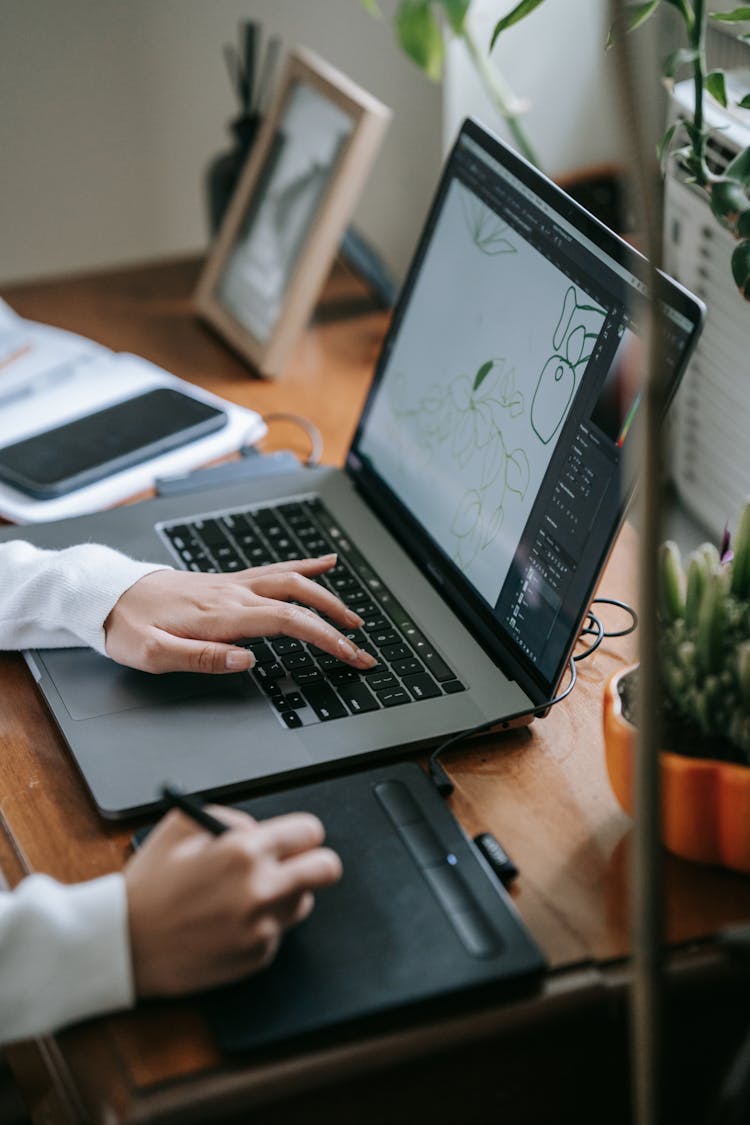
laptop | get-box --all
[4,119,705,818]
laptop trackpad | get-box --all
[35,648,247,720]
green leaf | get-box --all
[490,0,548,50]
[627,0,663,31]
[661,0,696,32]
[662,46,698,79]
[659,541,686,622]
[725,145,750,185]
[657,122,678,171]
[709,6,750,21]
[473,360,494,392]
[707,69,728,107]
[607,0,662,48]
[395,0,445,81]
[739,94,750,109]
[437,0,470,34]
[360,0,382,14]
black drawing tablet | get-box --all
[183,762,546,1055]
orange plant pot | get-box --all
[603,664,750,874]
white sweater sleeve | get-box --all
[0,541,168,1040]
[0,540,170,653]
[0,873,133,1044]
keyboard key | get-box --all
[292,667,324,686]
[402,672,441,701]
[255,661,286,683]
[270,637,303,655]
[281,710,303,729]
[330,573,360,593]
[377,593,411,630]
[245,544,271,562]
[272,692,307,711]
[369,629,401,648]
[361,660,388,678]
[400,621,425,645]
[391,657,425,677]
[328,667,360,686]
[245,641,274,664]
[366,671,398,691]
[347,599,377,619]
[194,519,230,547]
[303,537,330,555]
[420,649,454,683]
[338,680,380,714]
[190,557,216,572]
[380,643,412,663]
[301,683,348,721]
[281,652,315,671]
[442,679,466,694]
[376,687,410,707]
[341,587,371,607]
[213,543,236,559]
[362,615,390,633]
[341,629,367,647]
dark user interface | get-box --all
[463,155,691,682]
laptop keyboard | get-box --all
[158,497,465,728]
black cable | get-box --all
[591,595,639,638]
[428,657,577,798]
[428,595,638,798]
[575,610,604,661]
[574,598,638,663]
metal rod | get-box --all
[609,3,668,1122]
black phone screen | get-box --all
[0,388,228,498]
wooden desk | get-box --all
[2,258,750,1125]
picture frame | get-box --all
[194,46,391,379]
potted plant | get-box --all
[603,500,750,872]
[491,0,750,298]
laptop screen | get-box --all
[350,120,703,701]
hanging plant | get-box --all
[491,0,750,299]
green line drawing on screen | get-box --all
[531,285,606,444]
[389,357,530,569]
[462,192,518,256]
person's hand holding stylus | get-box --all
[125,787,342,996]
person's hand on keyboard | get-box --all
[125,805,342,995]
[103,554,377,675]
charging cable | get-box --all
[428,596,638,798]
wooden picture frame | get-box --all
[194,46,391,379]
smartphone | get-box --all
[0,387,228,499]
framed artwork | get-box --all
[194,46,391,379]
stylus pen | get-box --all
[160,784,229,836]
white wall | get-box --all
[0,0,443,285]
[1,0,636,288]
[443,0,626,177]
